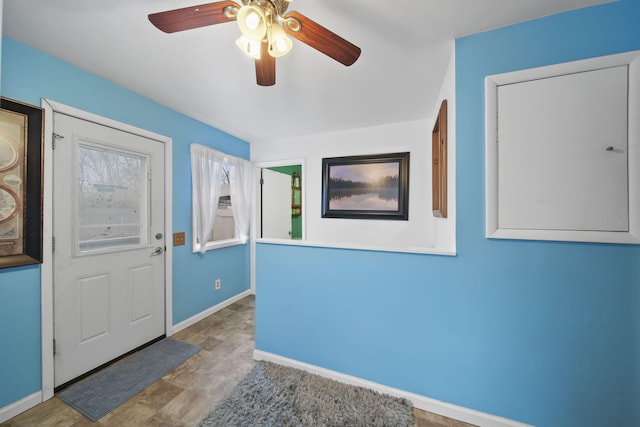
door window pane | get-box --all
[77,144,148,252]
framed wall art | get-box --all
[0,97,44,269]
[321,152,409,220]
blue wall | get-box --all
[0,265,41,407]
[0,38,250,408]
[256,1,640,426]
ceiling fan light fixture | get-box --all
[149,1,362,85]
[237,5,267,40]
[268,22,292,57]
[235,36,261,59]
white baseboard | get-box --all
[170,289,253,335]
[0,392,42,424]
[253,350,534,427]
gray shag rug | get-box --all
[199,362,414,426]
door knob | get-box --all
[150,246,164,256]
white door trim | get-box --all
[40,99,173,400]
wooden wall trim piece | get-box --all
[432,100,448,218]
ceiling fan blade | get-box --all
[148,1,238,33]
[283,11,361,66]
[255,42,276,86]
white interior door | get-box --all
[260,168,291,239]
[53,113,166,387]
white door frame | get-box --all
[250,159,305,293]
[40,99,173,400]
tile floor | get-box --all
[2,295,475,427]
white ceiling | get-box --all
[3,0,611,144]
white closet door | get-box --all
[497,65,628,231]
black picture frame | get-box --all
[321,152,409,220]
[0,97,44,269]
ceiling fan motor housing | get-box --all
[242,0,290,17]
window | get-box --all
[191,144,252,253]
[77,143,148,253]
[208,166,236,242]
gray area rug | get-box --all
[199,361,414,427]
[57,338,200,421]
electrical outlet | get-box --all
[215,279,221,290]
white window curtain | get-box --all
[191,144,224,254]
[228,156,252,243]
[191,144,252,253]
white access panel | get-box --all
[497,65,628,232]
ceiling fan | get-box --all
[148,0,361,86]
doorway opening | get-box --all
[250,160,304,293]
[255,162,304,241]
[40,99,173,400]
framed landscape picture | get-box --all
[0,97,44,269]
[321,152,409,220]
